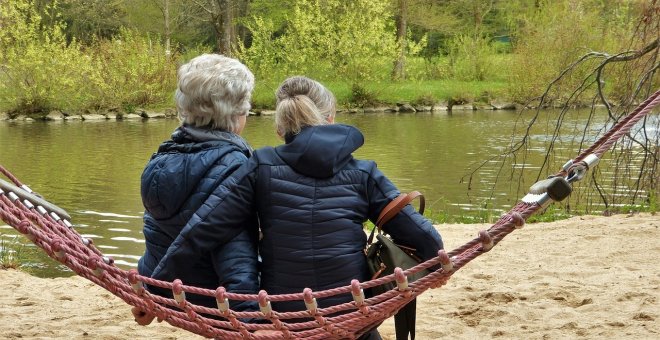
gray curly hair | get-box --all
[175,54,254,132]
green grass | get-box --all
[0,235,25,269]
[252,79,509,110]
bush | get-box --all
[0,0,101,114]
[411,93,437,106]
[0,0,177,115]
[506,0,636,102]
[447,34,497,81]
[349,83,381,108]
[92,28,178,110]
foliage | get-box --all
[349,84,382,108]
[411,93,438,106]
[0,0,98,114]
[235,16,282,82]
[0,0,177,115]
[92,28,178,111]
[58,0,127,43]
[447,33,498,81]
[0,0,649,114]
[0,235,25,269]
[506,0,640,102]
[237,0,397,82]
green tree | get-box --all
[507,0,645,101]
[238,0,397,82]
[57,0,128,43]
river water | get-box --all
[0,110,657,277]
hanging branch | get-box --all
[465,10,659,215]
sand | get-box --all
[1,213,658,339]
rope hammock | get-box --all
[1,89,658,339]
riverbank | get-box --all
[1,213,657,339]
[0,100,519,122]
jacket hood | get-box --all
[275,124,364,178]
[142,126,251,220]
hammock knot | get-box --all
[22,199,35,210]
[7,191,19,203]
[394,268,411,295]
[215,287,230,314]
[258,290,273,317]
[17,219,31,234]
[479,230,494,252]
[438,250,453,272]
[128,269,144,295]
[36,205,48,216]
[49,211,62,222]
[510,212,525,229]
[172,279,186,306]
[350,279,370,314]
[102,256,114,265]
[86,258,104,278]
[303,288,318,315]
[52,239,66,261]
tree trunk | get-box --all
[392,0,408,80]
[164,0,171,57]
[212,0,234,56]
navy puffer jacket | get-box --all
[138,125,259,311]
[152,124,443,312]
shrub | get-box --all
[411,93,437,106]
[0,235,25,269]
[0,0,101,114]
[349,83,381,108]
[0,1,177,114]
[92,28,178,110]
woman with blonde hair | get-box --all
[134,54,259,324]
[152,76,443,338]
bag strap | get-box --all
[368,191,425,244]
[376,191,424,228]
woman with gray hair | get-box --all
[152,76,443,338]
[134,54,259,324]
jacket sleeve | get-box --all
[366,164,443,262]
[210,224,259,313]
[151,157,259,287]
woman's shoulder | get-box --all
[347,158,378,173]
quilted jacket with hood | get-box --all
[138,125,259,311]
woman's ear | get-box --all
[327,115,335,124]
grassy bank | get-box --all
[253,79,510,110]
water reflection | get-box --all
[0,109,657,277]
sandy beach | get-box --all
[1,213,657,339]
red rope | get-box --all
[1,90,658,339]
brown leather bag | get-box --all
[366,191,428,294]
[365,191,429,340]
